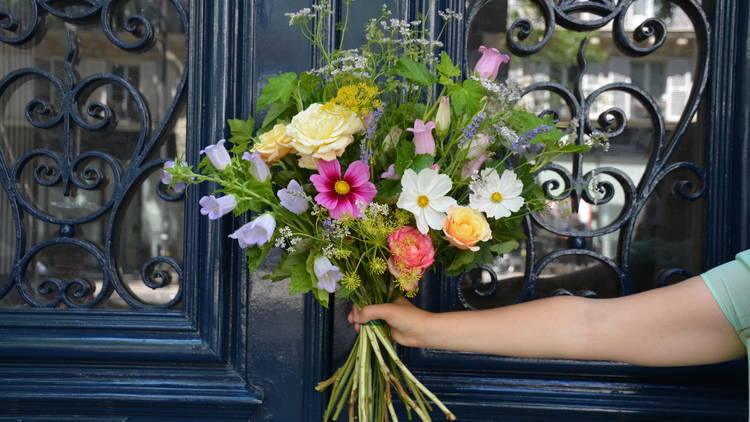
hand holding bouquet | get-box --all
[164,2,591,420]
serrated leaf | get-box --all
[436,51,461,78]
[489,240,519,256]
[297,72,322,103]
[448,79,484,117]
[446,249,475,274]
[228,116,255,140]
[395,140,415,175]
[374,179,401,202]
[394,57,437,86]
[257,72,298,110]
[288,261,313,294]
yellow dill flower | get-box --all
[330,83,381,117]
[395,209,412,227]
[342,272,362,290]
[370,257,387,275]
[333,248,353,259]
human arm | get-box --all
[349,276,745,366]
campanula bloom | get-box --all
[242,151,270,182]
[310,159,377,219]
[161,161,186,193]
[314,256,343,293]
[435,96,451,136]
[199,194,236,220]
[229,214,276,248]
[277,179,310,214]
[474,45,510,81]
[407,119,437,155]
[380,164,399,180]
[200,139,232,170]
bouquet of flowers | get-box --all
[163,2,591,420]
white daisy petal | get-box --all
[429,173,453,197]
[429,195,457,212]
[488,202,511,219]
[416,168,438,195]
[400,169,419,197]
[424,207,447,230]
[502,196,525,213]
[415,211,430,234]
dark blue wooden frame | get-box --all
[0,1,262,420]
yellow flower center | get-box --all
[334,180,351,195]
[417,195,430,208]
[491,192,503,203]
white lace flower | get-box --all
[469,168,524,219]
[396,168,457,234]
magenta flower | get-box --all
[407,119,436,155]
[199,194,236,220]
[310,159,377,219]
[474,45,510,81]
[200,139,232,170]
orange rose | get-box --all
[253,124,294,163]
[442,206,491,251]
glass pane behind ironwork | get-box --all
[0,0,188,310]
[459,0,706,309]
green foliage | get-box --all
[435,51,460,85]
[246,242,271,273]
[394,57,437,86]
[257,72,298,110]
[410,154,434,172]
[374,179,401,202]
[448,79,484,117]
[227,115,256,152]
[489,240,519,256]
[261,102,293,130]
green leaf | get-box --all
[374,179,401,202]
[288,260,313,294]
[257,72,298,110]
[394,57,437,86]
[446,249,475,275]
[410,154,433,172]
[228,116,255,139]
[246,243,271,273]
[436,51,461,78]
[395,140,415,175]
[489,240,519,256]
[313,287,330,308]
[448,79,484,117]
[266,251,304,282]
[297,72,322,103]
[261,102,292,130]
[557,143,591,154]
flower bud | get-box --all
[435,96,451,136]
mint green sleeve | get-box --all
[701,250,750,333]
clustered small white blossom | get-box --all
[438,9,463,21]
[322,218,351,242]
[284,8,312,26]
[355,200,370,219]
[583,132,611,152]
[557,134,571,147]
[311,49,371,80]
[496,124,520,146]
[366,202,390,219]
[275,226,301,252]
[471,76,521,105]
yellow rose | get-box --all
[286,103,363,161]
[253,124,294,163]
[442,206,492,251]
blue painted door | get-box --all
[0,1,748,421]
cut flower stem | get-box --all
[317,324,456,421]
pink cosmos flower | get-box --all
[474,45,510,81]
[310,159,377,219]
[407,119,437,155]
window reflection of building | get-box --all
[0,3,187,309]
[464,0,705,306]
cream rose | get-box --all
[442,206,492,251]
[253,124,293,163]
[286,103,363,161]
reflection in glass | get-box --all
[460,0,706,309]
[0,1,187,310]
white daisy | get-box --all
[397,168,457,234]
[469,168,524,219]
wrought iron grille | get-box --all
[454,0,709,310]
[0,0,188,309]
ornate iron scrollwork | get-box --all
[458,0,709,309]
[0,0,188,309]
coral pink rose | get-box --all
[387,226,435,289]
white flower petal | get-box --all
[415,211,430,234]
[428,173,454,197]
[429,195,457,212]
[424,207,447,230]
[416,168,438,194]
[400,169,419,197]
[487,202,511,219]
[502,196,525,213]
